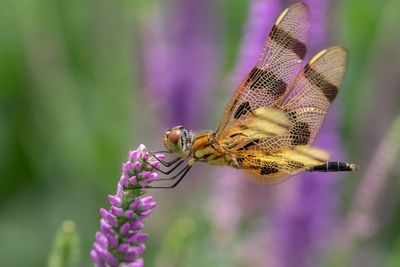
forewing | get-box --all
[233,146,329,185]
[216,3,310,135]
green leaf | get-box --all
[47,220,81,267]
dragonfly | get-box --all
[146,2,358,188]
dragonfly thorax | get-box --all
[163,126,191,154]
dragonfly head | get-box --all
[163,126,191,154]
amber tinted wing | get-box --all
[227,46,348,153]
[232,145,330,184]
[279,46,349,145]
[216,3,310,136]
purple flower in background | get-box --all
[142,0,219,129]
[232,0,281,84]
[342,115,400,246]
[91,145,159,267]
[305,0,328,55]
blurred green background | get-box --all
[1,0,399,266]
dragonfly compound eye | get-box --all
[168,130,181,145]
[163,127,187,153]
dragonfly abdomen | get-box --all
[194,146,227,166]
[309,161,358,172]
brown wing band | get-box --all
[247,68,288,97]
[270,25,307,59]
[304,64,339,102]
[233,101,252,119]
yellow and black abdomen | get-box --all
[308,161,358,172]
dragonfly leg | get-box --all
[149,151,182,167]
[151,163,191,182]
[124,164,192,190]
[145,164,193,189]
[145,158,185,175]
[149,150,171,154]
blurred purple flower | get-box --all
[142,0,219,129]
[342,116,400,246]
[91,145,159,267]
[232,0,281,84]
[305,0,328,55]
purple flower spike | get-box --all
[119,243,131,253]
[129,176,137,185]
[148,161,161,169]
[105,253,118,266]
[130,221,144,231]
[105,233,118,248]
[139,209,152,218]
[142,153,149,161]
[108,195,121,207]
[130,258,144,267]
[91,250,101,263]
[120,223,131,234]
[93,243,107,259]
[130,198,141,210]
[129,149,141,162]
[141,171,151,179]
[139,181,148,188]
[120,175,128,187]
[140,196,156,211]
[147,173,158,181]
[96,232,107,248]
[124,210,135,219]
[91,144,160,266]
[100,208,109,219]
[110,206,124,217]
[134,233,149,243]
[134,162,141,171]
[154,154,165,161]
[122,161,134,173]
[100,219,113,235]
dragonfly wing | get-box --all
[216,3,310,135]
[224,46,348,153]
[280,46,349,144]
